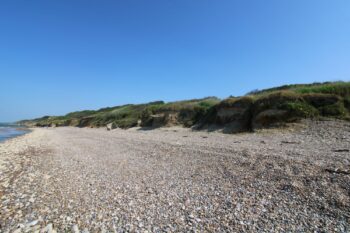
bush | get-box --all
[302,93,340,107]
[281,102,319,118]
[252,91,302,115]
[319,102,347,117]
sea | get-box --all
[0,123,29,142]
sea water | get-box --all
[0,123,29,142]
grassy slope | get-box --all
[20,98,220,128]
[251,81,350,118]
[199,81,350,132]
[19,82,350,131]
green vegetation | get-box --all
[71,102,166,128]
[140,97,220,127]
[199,81,350,131]
[19,98,220,129]
[19,81,350,132]
[281,102,319,118]
[247,81,350,97]
[295,82,350,97]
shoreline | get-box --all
[0,127,31,143]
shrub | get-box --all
[319,102,347,117]
[281,102,319,118]
[252,91,302,115]
[302,93,341,107]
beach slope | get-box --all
[0,120,349,232]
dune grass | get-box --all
[248,81,350,97]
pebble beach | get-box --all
[0,120,349,232]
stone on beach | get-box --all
[0,119,349,232]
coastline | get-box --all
[0,121,349,231]
[0,126,31,143]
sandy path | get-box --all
[0,120,349,232]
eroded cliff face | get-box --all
[197,97,254,133]
[198,91,350,133]
[141,113,179,128]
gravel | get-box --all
[0,119,349,232]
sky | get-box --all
[0,1,350,122]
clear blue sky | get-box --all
[1,1,349,122]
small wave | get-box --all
[0,127,29,142]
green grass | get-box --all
[252,91,302,115]
[140,97,220,127]
[83,102,165,128]
[218,96,254,107]
[280,102,319,118]
[247,81,350,97]
[65,110,96,118]
[294,82,350,97]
